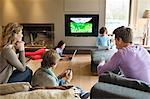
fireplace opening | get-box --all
[21,23,54,51]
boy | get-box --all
[31,49,89,99]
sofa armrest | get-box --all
[0,88,80,99]
[90,82,150,99]
[90,49,117,73]
[99,72,150,92]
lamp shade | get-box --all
[143,10,150,18]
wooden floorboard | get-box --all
[27,54,98,92]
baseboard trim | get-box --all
[64,46,97,54]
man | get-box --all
[97,26,150,83]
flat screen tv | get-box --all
[65,14,99,37]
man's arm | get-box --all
[97,51,122,75]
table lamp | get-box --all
[143,10,150,45]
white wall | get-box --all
[63,0,105,46]
[2,0,64,46]
[0,1,2,26]
[2,0,59,24]
[1,0,150,46]
[131,0,150,44]
[0,26,1,45]
[1,0,105,46]
[0,0,2,41]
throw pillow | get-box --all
[99,71,150,92]
[0,82,31,95]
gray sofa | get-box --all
[91,49,117,74]
[90,72,150,99]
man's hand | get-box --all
[99,56,105,65]
[99,60,105,66]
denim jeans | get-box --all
[58,79,88,99]
[8,67,33,83]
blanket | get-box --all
[0,88,80,99]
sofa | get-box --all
[91,48,117,74]
[0,82,80,99]
[90,72,150,99]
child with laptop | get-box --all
[54,40,73,60]
[25,40,72,60]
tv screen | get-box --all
[65,14,99,37]
[70,17,92,33]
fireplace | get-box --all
[21,23,54,51]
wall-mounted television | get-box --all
[65,14,99,37]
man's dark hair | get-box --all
[113,26,133,43]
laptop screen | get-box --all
[71,50,77,61]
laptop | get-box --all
[69,50,78,61]
[67,50,77,70]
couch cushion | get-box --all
[99,72,150,92]
[0,87,80,99]
[0,82,31,95]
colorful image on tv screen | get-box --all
[70,18,92,33]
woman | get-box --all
[0,22,32,84]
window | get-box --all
[105,0,131,34]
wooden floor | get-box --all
[27,54,98,92]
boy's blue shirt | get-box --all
[96,35,111,47]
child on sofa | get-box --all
[31,49,90,99]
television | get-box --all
[65,14,99,37]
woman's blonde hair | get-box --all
[41,49,60,68]
[1,22,23,48]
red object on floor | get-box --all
[25,48,46,60]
